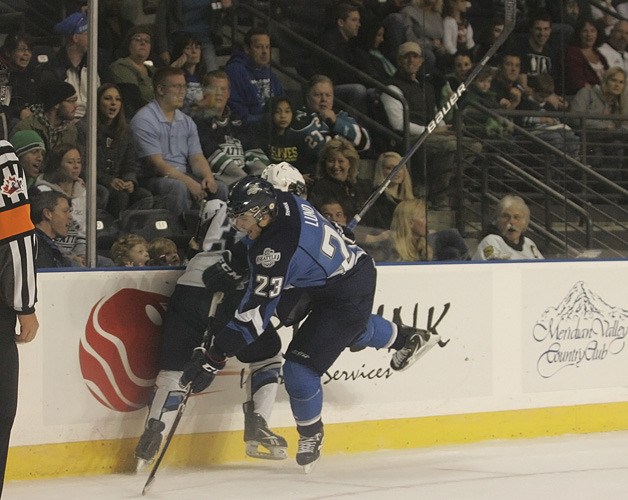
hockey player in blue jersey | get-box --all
[181,175,441,472]
[134,164,308,470]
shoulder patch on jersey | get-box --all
[256,247,281,268]
[1,174,25,198]
[283,201,290,216]
[482,245,495,259]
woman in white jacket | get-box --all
[32,144,86,265]
[569,67,628,170]
[442,0,475,56]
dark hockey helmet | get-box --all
[227,175,278,222]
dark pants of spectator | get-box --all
[0,304,19,498]
[105,186,154,218]
[143,175,229,216]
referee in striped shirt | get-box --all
[0,138,39,496]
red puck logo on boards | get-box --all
[80,288,168,412]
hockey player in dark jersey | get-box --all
[180,175,442,473]
[134,164,308,470]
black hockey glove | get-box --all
[202,250,246,295]
[180,343,226,393]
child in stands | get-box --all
[265,97,308,184]
[110,233,149,267]
[148,237,181,266]
[517,73,581,159]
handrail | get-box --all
[459,101,627,256]
[480,190,583,258]
[467,103,628,199]
[489,155,594,249]
[589,0,627,22]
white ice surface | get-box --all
[5,431,628,499]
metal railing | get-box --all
[455,102,627,258]
[589,0,628,22]
[238,1,626,258]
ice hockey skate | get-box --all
[296,431,323,474]
[134,418,165,472]
[390,327,440,371]
[243,401,287,460]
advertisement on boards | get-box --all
[522,263,628,392]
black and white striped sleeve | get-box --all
[0,139,37,314]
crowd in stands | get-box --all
[4,0,627,269]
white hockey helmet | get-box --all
[261,162,307,198]
[198,198,225,226]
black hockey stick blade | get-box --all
[347,0,517,231]
[141,291,224,495]
[142,385,192,495]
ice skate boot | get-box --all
[390,326,440,371]
[243,401,288,460]
[134,418,165,471]
[296,431,324,474]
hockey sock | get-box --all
[297,420,323,438]
[247,353,282,423]
[146,370,185,431]
[283,360,323,429]
[351,314,398,350]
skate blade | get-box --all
[302,457,320,474]
[246,443,288,460]
[395,334,441,372]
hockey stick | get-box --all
[188,199,209,255]
[347,0,517,231]
[142,290,224,496]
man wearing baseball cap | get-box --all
[10,130,46,187]
[38,10,109,120]
[11,81,78,151]
[54,11,88,37]
[380,41,460,210]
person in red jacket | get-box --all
[565,17,609,95]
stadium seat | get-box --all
[117,209,191,248]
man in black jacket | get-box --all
[381,41,457,209]
[315,3,368,113]
[30,191,74,269]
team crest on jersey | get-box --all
[482,245,495,259]
[1,174,25,197]
[256,247,281,268]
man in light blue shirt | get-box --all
[131,67,222,215]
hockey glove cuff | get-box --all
[180,344,226,393]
